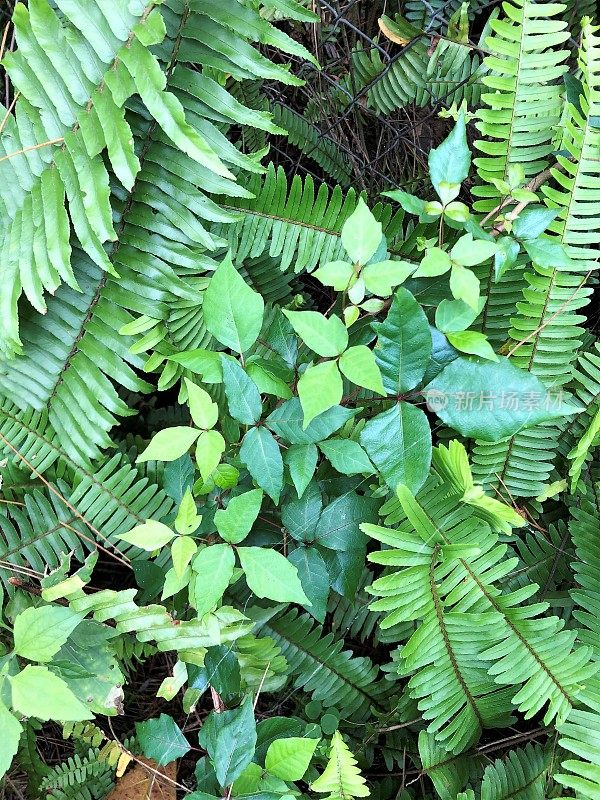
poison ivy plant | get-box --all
[1,3,600,800]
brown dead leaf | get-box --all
[106,757,177,800]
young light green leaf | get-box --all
[191,543,235,617]
[196,430,226,482]
[428,112,471,198]
[318,438,375,475]
[221,356,262,424]
[175,488,202,535]
[446,331,498,361]
[185,378,218,430]
[240,426,284,503]
[362,260,414,296]
[341,198,383,265]
[450,264,480,310]
[118,520,175,551]
[435,297,484,334]
[283,310,348,357]
[413,247,452,278]
[214,489,264,544]
[313,260,354,291]
[204,254,265,353]
[238,546,310,605]
[285,443,318,498]
[451,234,496,267]
[266,736,319,781]
[171,536,198,577]
[10,666,93,721]
[339,345,385,395]
[360,402,431,494]
[0,703,22,780]
[13,606,83,663]
[136,427,201,463]
[298,361,344,428]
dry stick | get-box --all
[0,20,10,62]
[0,137,64,163]
[0,431,132,567]
[0,90,19,135]
[481,162,570,234]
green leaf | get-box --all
[512,207,560,239]
[435,297,483,334]
[204,254,265,353]
[287,547,330,623]
[283,310,348,357]
[318,439,374,475]
[362,260,414,296]
[117,520,175,551]
[311,731,369,798]
[450,234,496,267]
[10,665,93,721]
[315,492,376,551]
[373,288,432,394]
[191,544,235,617]
[266,736,319,781]
[175,488,202,536]
[266,399,357,445]
[214,489,264,544]
[204,645,242,701]
[170,349,223,382]
[282,482,322,543]
[196,430,226,482]
[137,427,201,463]
[199,696,257,787]
[285,443,318,498]
[413,248,451,278]
[341,198,382,265]
[221,356,262,425]
[164,455,195,504]
[13,606,83,663]
[522,238,577,269]
[425,357,581,440]
[494,236,520,282]
[313,260,354,291]
[171,536,198,578]
[136,714,190,766]
[238,547,309,604]
[298,361,344,428]
[240,427,284,503]
[338,346,385,395]
[381,189,426,215]
[446,331,498,361]
[0,703,22,779]
[450,264,480,310]
[360,402,431,493]
[428,112,471,198]
[185,379,218,430]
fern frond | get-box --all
[311,731,369,800]
[479,743,549,799]
[364,477,594,753]
[271,104,353,186]
[213,163,407,275]
[472,18,600,498]
[252,607,392,720]
[473,0,570,211]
